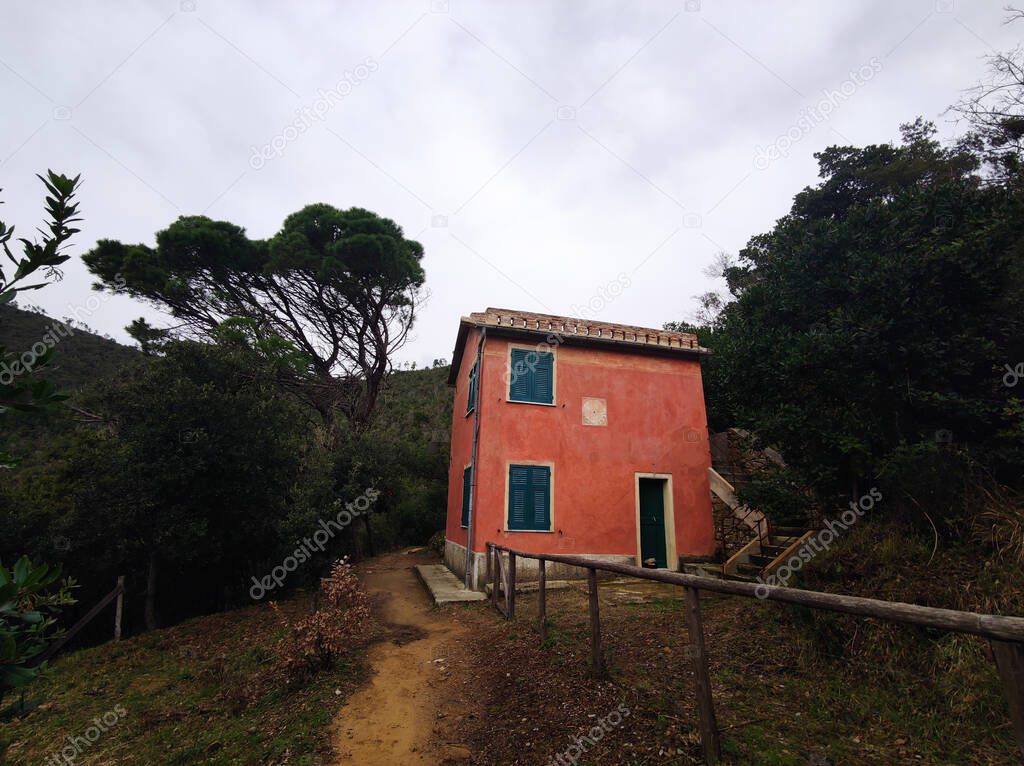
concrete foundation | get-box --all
[444,539,636,591]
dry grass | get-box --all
[446,570,1020,765]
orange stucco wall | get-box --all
[445,330,715,565]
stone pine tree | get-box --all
[83,204,426,434]
[83,204,426,560]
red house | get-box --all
[445,308,716,589]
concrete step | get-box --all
[414,564,487,605]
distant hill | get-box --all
[0,304,139,392]
[372,364,452,449]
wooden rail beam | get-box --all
[484,546,1024,642]
[35,579,125,665]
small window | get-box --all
[461,466,472,527]
[508,464,551,531]
[508,348,554,404]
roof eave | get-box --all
[447,319,709,383]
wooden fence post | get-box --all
[538,559,547,645]
[492,549,500,609]
[113,576,125,641]
[683,586,720,765]
[992,640,1024,760]
[587,568,606,678]
[508,552,517,619]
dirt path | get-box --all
[330,550,474,766]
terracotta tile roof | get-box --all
[465,307,705,352]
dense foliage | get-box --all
[0,310,450,636]
[686,118,1024,529]
[0,557,75,712]
[0,173,81,463]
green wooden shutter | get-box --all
[461,466,472,527]
[508,465,529,529]
[466,360,478,414]
[532,352,554,404]
[529,465,551,529]
[508,349,554,404]
[509,349,531,401]
[508,464,551,530]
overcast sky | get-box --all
[1,0,1018,366]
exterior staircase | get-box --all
[706,429,816,582]
[721,526,815,582]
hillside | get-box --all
[0,590,371,765]
[0,304,139,392]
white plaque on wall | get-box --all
[582,397,607,426]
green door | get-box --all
[639,478,668,568]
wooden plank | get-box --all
[684,586,721,764]
[36,582,125,664]
[538,559,547,645]
[992,640,1024,760]
[587,568,606,678]
[485,546,1024,642]
[113,575,125,641]
[760,531,815,579]
[723,534,762,576]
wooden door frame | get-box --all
[634,473,677,570]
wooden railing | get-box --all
[33,576,125,665]
[485,542,1024,765]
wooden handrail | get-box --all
[485,542,1024,763]
[34,577,126,665]
[485,543,1024,641]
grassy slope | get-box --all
[1,594,368,766]
[453,579,1018,765]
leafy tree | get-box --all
[0,172,81,459]
[0,557,75,715]
[686,121,1024,526]
[950,8,1024,181]
[0,174,80,725]
[126,317,169,356]
[82,205,426,432]
[30,341,312,629]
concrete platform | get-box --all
[414,564,487,605]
